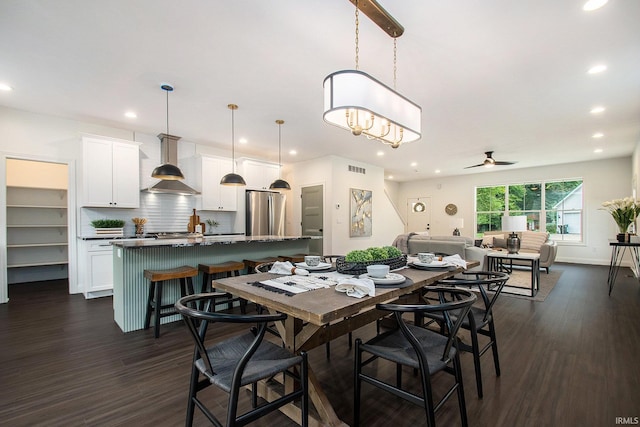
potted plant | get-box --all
[91,219,126,236]
[601,197,640,241]
[336,246,406,275]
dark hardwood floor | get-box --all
[1,263,639,426]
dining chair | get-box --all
[354,287,477,427]
[430,270,510,398]
[175,293,309,427]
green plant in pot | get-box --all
[91,219,125,228]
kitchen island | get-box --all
[111,235,311,332]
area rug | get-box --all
[497,268,563,302]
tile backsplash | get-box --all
[79,192,237,236]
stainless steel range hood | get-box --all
[143,133,200,195]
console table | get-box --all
[607,241,640,296]
[487,251,540,297]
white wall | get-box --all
[288,155,405,256]
[395,157,632,265]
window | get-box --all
[475,179,583,242]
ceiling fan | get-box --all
[465,151,517,169]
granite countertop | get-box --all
[110,235,312,248]
[79,232,245,241]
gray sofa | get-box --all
[392,233,488,271]
[481,230,558,273]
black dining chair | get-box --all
[354,287,477,427]
[430,270,510,398]
[175,293,309,427]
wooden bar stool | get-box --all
[243,257,280,273]
[198,261,245,312]
[278,253,307,263]
[143,265,198,338]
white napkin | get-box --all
[442,254,468,269]
[335,278,375,298]
[268,261,309,276]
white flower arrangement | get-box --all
[601,197,640,233]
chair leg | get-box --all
[325,341,331,360]
[470,328,483,398]
[301,352,309,427]
[489,321,501,377]
[186,363,200,426]
[453,352,469,427]
[354,339,362,427]
[154,281,163,339]
[144,281,155,330]
[417,363,436,427]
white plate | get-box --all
[295,262,332,270]
[359,272,407,285]
[413,260,451,267]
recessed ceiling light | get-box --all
[435,169,441,174]
[239,138,248,144]
[0,83,13,91]
[377,151,384,156]
[588,64,607,74]
[590,106,605,114]
[289,149,297,155]
[387,175,394,180]
[124,111,137,119]
[583,0,608,11]
[594,148,603,153]
[410,162,417,167]
[592,132,604,138]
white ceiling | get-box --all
[1,0,639,181]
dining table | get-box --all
[212,260,477,427]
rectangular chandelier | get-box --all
[323,70,422,148]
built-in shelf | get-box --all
[6,186,69,283]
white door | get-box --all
[407,197,431,233]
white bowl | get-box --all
[366,264,390,278]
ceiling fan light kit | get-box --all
[465,151,517,169]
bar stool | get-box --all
[278,253,307,263]
[198,261,246,311]
[144,265,198,338]
[243,257,280,273]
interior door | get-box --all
[301,185,323,255]
[407,197,431,233]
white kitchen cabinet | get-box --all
[196,155,237,211]
[6,187,68,283]
[81,136,140,208]
[241,159,280,190]
[78,239,114,299]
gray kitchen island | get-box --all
[111,235,311,332]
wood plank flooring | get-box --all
[1,263,639,426]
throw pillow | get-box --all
[481,234,495,246]
[520,231,549,251]
[493,237,507,248]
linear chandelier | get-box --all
[323,0,421,148]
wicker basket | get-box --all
[336,255,407,276]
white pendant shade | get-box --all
[323,70,422,147]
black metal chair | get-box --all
[431,270,510,398]
[254,262,276,273]
[175,293,309,427]
[354,287,477,427]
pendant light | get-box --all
[269,119,291,190]
[220,104,246,186]
[152,84,185,180]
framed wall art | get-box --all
[350,188,372,237]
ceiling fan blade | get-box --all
[494,161,516,165]
[464,163,485,169]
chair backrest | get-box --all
[321,255,343,264]
[437,271,509,322]
[175,293,287,378]
[254,262,276,273]
[377,287,476,364]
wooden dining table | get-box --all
[212,262,476,427]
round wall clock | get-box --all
[445,203,458,216]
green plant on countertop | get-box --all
[344,246,402,262]
[206,218,219,228]
[90,219,125,228]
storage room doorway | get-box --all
[4,158,70,301]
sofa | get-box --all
[392,233,488,271]
[480,230,558,273]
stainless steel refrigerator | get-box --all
[245,190,286,236]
